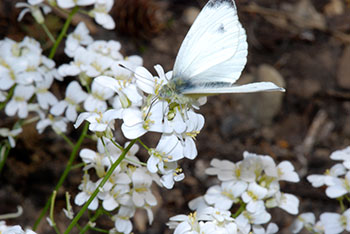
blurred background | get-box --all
[0,0,350,233]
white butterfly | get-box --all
[158,0,284,104]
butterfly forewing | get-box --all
[173,0,243,81]
[184,24,247,85]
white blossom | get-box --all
[89,0,115,29]
[330,146,350,169]
[74,174,99,210]
[50,81,88,121]
[320,209,350,234]
[5,85,34,118]
[16,0,51,24]
[326,171,350,198]
[57,0,95,9]
[0,127,22,148]
[65,22,93,57]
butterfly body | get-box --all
[158,78,196,105]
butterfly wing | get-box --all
[173,0,246,84]
[181,81,285,95]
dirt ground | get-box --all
[1,0,350,233]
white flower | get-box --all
[199,207,237,234]
[320,209,350,234]
[99,184,130,211]
[241,182,268,213]
[64,22,93,57]
[85,53,113,77]
[330,146,350,169]
[252,223,278,234]
[175,110,204,160]
[265,192,299,215]
[74,109,121,132]
[50,81,88,121]
[95,75,143,108]
[113,205,135,234]
[326,171,350,198]
[0,91,6,101]
[0,127,22,148]
[158,161,185,189]
[236,207,271,230]
[130,167,157,207]
[239,152,266,183]
[89,0,115,29]
[84,79,115,112]
[204,181,247,210]
[135,64,171,95]
[34,76,57,109]
[87,40,123,60]
[74,174,99,210]
[205,158,239,182]
[58,47,91,77]
[121,101,170,139]
[36,115,67,134]
[307,163,346,187]
[79,148,106,177]
[275,161,300,182]
[5,85,34,118]
[0,221,37,234]
[16,1,51,24]
[147,134,184,173]
[57,0,95,9]
[291,212,316,233]
[168,212,202,234]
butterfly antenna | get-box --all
[118,64,149,80]
[144,96,159,121]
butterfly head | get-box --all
[158,83,175,99]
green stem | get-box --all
[49,191,61,234]
[110,138,124,151]
[232,201,246,218]
[0,85,15,111]
[0,141,11,174]
[40,23,56,43]
[33,122,89,230]
[0,206,23,219]
[79,209,103,234]
[71,162,85,170]
[137,138,150,151]
[89,227,109,233]
[64,138,137,234]
[59,132,74,148]
[338,197,345,212]
[49,6,79,59]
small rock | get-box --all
[298,79,322,98]
[194,159,209,181]
[324,0,344,17]
[183,7,200,26]
[220,112,257,138]
[337,46,350,89]
[236,64,286,125]
[289,0,327,31]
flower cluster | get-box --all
[16,0,115,29]
[292,146,350,234]
[74,139,159,234]
[0,221,37,234]
[167,152,300,234]
[0,36,62,144]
